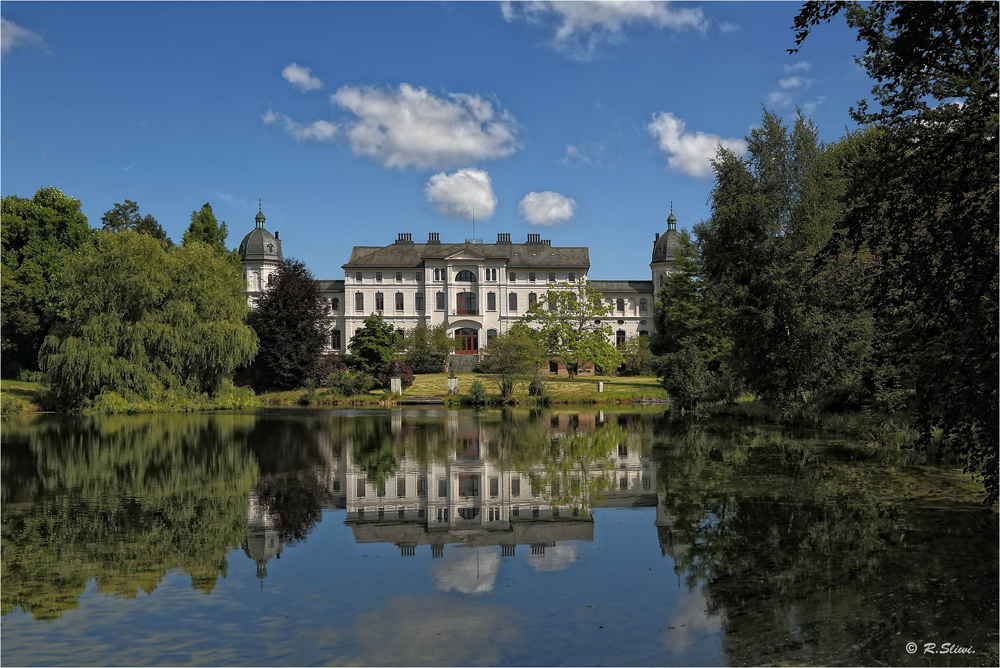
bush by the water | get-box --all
[377,360,414,390]
[323,368,377,397]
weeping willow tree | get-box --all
[40,231,259,410]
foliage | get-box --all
[651,232,731,369]
[619,334,654,376]
[244,259,332,392]
[792,1,999,503]
[467,378,488,406]
[700,109,874,408]
[100,199,171,248]
[656,340,717,412]
[400,323,453,373]
[182,202,228,252]
[523,281,624,379]
[345,312,399,377]
[1,187,93,377]
[322,367,377,397]
[478,325,545,397]
[39,231,258,410]
[377,360,414,390]
[1,413,259,620]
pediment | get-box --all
[446,250,485,261]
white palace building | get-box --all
[238,206,682,368]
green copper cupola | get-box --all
[255,200,266,229]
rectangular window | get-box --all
[508,293,517,311]
[489,477,499,497]
[415,292,424,311]
[549,293,557,311]
[438,478,447,497]
[356,271,363,282]
[357,478,366,497]
[398,508,406,519]
[375,292,384,311]
[458,474,480,497]
[330,329,341,349]
[396,271,403,282]
[416,271,423,282]
[375,271,383,283]
[436,292,445,310]
[417,477,427,497]
[397,478,406,497]
[395,292,404,310]
[528,272,536,282]
[568,272,575,282]
[528,292,537,307]
[512,507,520,517]
[548,272,555,282]
[509,272,517,282]
[355,292,364,312]
[487,292,496,310]
[511,477,520,497]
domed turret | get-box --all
[239,202,283,303]
[239,202,282,263]
[650,204,681,288]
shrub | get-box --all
[467,379,488,406]
[16,370,43,383]
[324,368,377,397]
[377,360,415,390]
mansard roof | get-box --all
[590,280,655,295]
[343,238,590,270]
[318,279,345,293]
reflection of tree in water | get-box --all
[654,425,998,666]
[252,473,325,546]
[1,413,258,621]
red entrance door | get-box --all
[455,327,478,354]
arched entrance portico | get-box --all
[454,327,478,354]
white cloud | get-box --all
[783,61,812,74]
[282,62,323,92]
[501,1,707,59]
[560,142,608,166]
[647,112,746,179]
[768,62,815,109]
[1,18,44,57]
[718,21,741,33]
[778,75,810,89]
[332,83,519,170]
[519,191,577,226]
[262,109,338,142]
[425,168,497,220]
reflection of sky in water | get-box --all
[526,544,581,572]
[431,546,501,594]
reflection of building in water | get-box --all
[654,499,691,564]
[335,411,657,557]
[242,490,282,580]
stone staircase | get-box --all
[448,353,480,373]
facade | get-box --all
[238,208,683,360]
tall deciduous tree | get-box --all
[40,231,258,409]
[701,110,873,407]
[101,199,172,248]
[523,282,623,379]
[245,259,332,392]
[478,323,545,397]
[400,323,453,374]
[345,312,398,378]
[1,187,93,377]
[792,1,999,503]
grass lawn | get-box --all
[406,372,667,404]
[1,379,44,414]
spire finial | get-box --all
[259,198,262,213]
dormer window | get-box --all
[267,243,274,253]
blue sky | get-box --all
[2,1,872,280]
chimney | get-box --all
[428,232,440,244]
[497,232,511,244]
[275,231,279,240]
[655,232,659,241]
[527,233,541,244]
[395,232,413,244]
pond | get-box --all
[1,408,996,666]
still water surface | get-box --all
[2,408,996,666]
